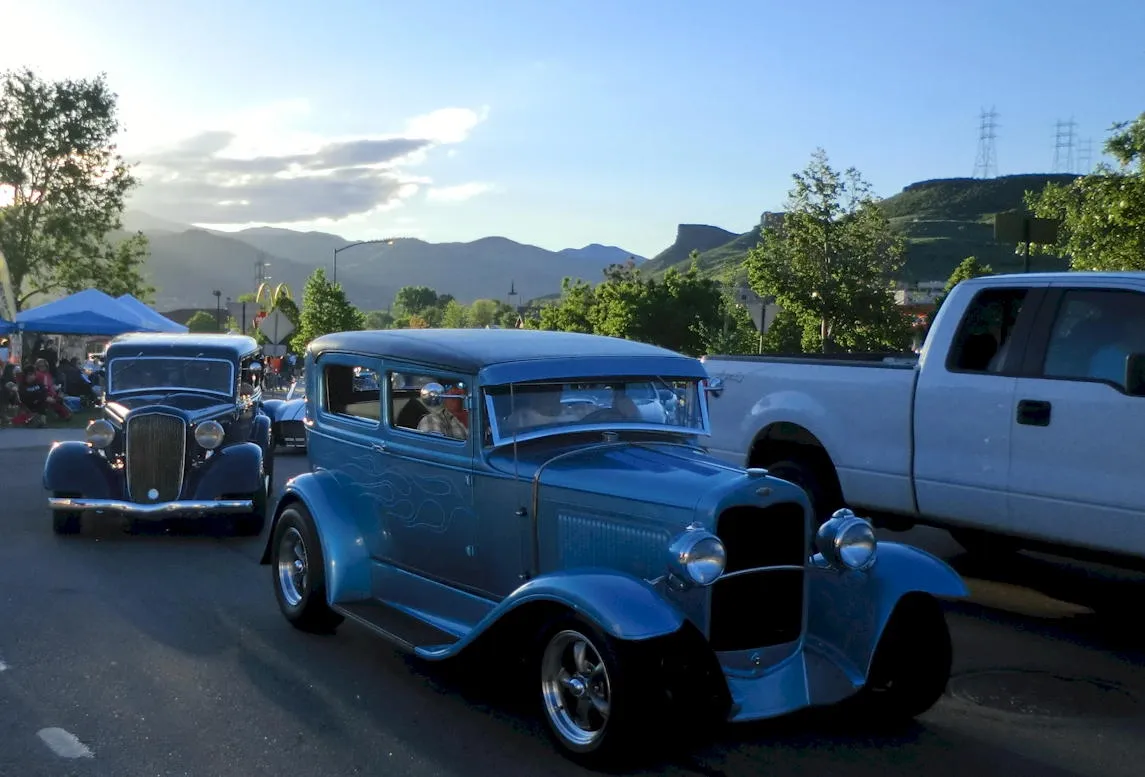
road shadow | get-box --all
[945,549,1145,665]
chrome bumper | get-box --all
[48,497,254,516]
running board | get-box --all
[334,600,462,652]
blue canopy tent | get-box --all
[14,288,164,335]
[116,294,188,333]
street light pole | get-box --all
[332,238,401,285]
[212,289,222,331]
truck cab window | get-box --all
[1041,290,1145,388]
[947,288,1028,373]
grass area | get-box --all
[36,407,99,429]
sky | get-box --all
[2,0,1143,258]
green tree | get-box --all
[0,68,151,309]
[537,278,596,333]
[929,256,994,321]
[759,309,805,353]
[364,309,395,330]
[392,285,439,318]
[467,298,502,328]
[440,299,469,328]
[743,148,912,353]
[185,310,219,333]
[1026,112,1145,271]
[296,267,365,345]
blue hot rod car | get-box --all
[263,375,308,452]
[45,333,275,536]
[261,329,967,764]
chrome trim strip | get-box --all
[718,564,806,580]
[48,498,253,515]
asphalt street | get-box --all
[1,439,1143,777]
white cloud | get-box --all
[128,103,490,225]
[426,182,495,203]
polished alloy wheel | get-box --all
[277,526,308,607]
[540,629,612,749]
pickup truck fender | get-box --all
[258,471,373,602]
[43,442,119,497]
[805,541,967,679]
[415,569,688,660]
[734,391,843,468]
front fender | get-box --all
[805,541,967,680]
[262,399,285,420]
[251,414,272,449]
[190,443,264,499]
[416,569,687,660]
[259,471,372,603]
[43,441,119,498]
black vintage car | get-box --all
[44,333,275,536]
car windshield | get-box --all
[483,377,706,444]
[107,357,234,397]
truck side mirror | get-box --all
[1125,353,1145,396]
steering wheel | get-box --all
[581,407,626,423]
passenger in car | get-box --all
[416,387,468,440]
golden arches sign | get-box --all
[255,282,293,307]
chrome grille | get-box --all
[709,503,807,651]
[126,413,186,502]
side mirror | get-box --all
[1125,353,1145,396]
[703,377,724,397]
[420,382,445,407]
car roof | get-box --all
[309,329,707,384]
[105,332,260,360]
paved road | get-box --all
[1,443,1143,777]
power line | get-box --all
[973,107,999,178]
[1052,118,1077,173]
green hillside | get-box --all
[646,173,1077,284]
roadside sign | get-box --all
[262,343,288,357]
[258,309,294,344]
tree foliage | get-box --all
[929,255,994,323]
[1026,112,1145,271]
[529,258,758,356]
[185,310,219,333]
[0,68,151,309]
[296,267,365,345]
[743,148,911,353]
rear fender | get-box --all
[42,441,119,498]
[805,541,967,679]
[416,569,686,660]
[190,443,264,498]
[258,471,372,603]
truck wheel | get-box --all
[765,456,841,527]
[271,503,342,633]
[51,492,82,535]
[854,594,952,722]
[536,616,649,766]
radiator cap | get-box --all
[745,467,768,479]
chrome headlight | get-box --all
[194,420,225,450]
[815,508,877,571]
[85,419,115,449]
[667,529,727,586]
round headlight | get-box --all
[816,508,877,571]
[85,419,115,448]
[667,530,727,586]
[195,420,225,450]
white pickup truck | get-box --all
[702,271,1145,565]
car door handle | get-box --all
[1016,399,1052,427]
[372,442,386,453]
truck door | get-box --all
[1008,285,1145,556]
[913,285,1042,527]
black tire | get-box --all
[270,503,343,633]
[534,614,651,766]
[765,455,842,527]
[51,492,82,535]
[854,594,952,721]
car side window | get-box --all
[389,372,469,441]
[946,288,1029,373]
[1040,289,1145,389]
[323,363,381,421]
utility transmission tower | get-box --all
[1052,118,1077,173]
[1077,137,1094,174]
[973,107,999,178]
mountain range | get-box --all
[119,212,645,313]
[124,173,1072,313]
[643,173,1075,284]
